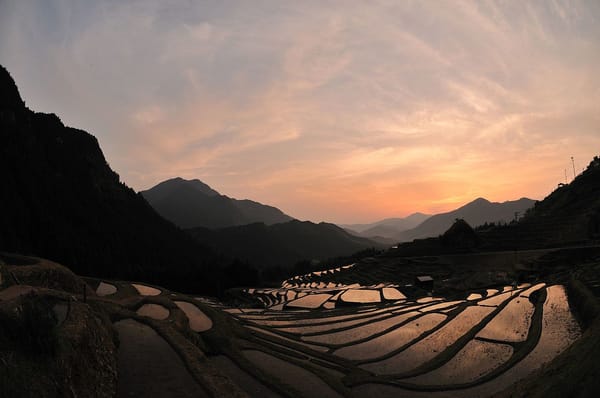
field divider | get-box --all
[344,287,547,392]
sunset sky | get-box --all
[1,1,599,223]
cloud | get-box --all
[1,0,599,223]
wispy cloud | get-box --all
[1,0,599,223]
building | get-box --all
[415,275,434,291]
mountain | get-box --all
[188,220,384,269]
[397,197,536,242]
[341,213,431,239]
[0,64,220,293]
[141,177,293,229]
[340,213,431,236]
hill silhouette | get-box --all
[440,218,480,249]
[188,220,383,269]
[478,156,600,250]
[397,197,535,242]
[141,177,293,229]
[0,64,220,293]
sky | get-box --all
[1,1,599,224]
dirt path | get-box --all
[115,319,209,398]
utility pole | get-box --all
[564,169,568,184]
[571,156,576,180]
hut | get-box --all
[415,275,434,291]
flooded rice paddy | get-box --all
[221,275,581,397]
[96,265,582,397]
[136,303,170,320]
[174,300,213,332]
[96,281,117,296]
[131,283,161,296]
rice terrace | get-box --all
[3,241,600,397]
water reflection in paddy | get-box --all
[477,296,534,342]
[277,311,397,335]
[132,283,161,296]
[477,290,518,306]
[520,282,546,298]
[334,313,446,361]
[247,304,406,327]
[304,311,423,346]
[286,293,332,309]
[96,281,117,296]
[416,296,442,304]
[433,285,581,397]
[363,306,494,374]
[137,303,170,320]
[341,289,381,303]
[174,301,213,332]
[404,339,513,385]
[234,281,582,397]
[382,288,406,300]
[419,300,463,313]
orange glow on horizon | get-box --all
[2,1,598,224]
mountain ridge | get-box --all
[341,212,430,235]
[0,64,221,293]
[141,177,293,229]
[397,197,536,242]
[187,219,384,269]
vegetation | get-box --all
[0,292,59,356]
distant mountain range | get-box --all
[188,220,383,269]
[340,198,536,242]
[142,178,382,268]
[397,197,536,242]
[341,213,431,240]
[141,178,293,229]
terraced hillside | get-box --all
[225,281,579,397]
[3,252,597,397]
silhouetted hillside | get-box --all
[388,157,600,257]
[440,219,480,249]
[478,157,600,250]
[341,212,430,239]
[188,220,383,269]
[141,177,293,228]
[0,65,220,293]
[397,197,535,242]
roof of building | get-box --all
[416,275,433,282]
